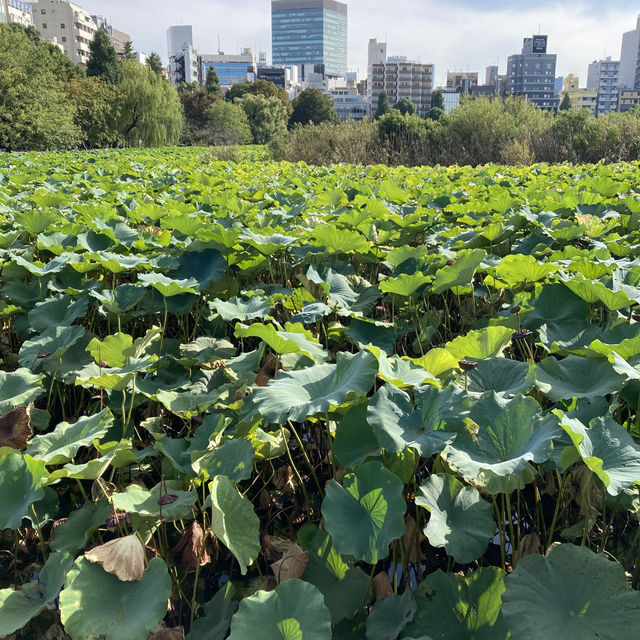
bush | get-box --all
[208,101,252,146]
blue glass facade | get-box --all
[202,61,252,88]
[272,0,347,77]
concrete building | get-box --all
[257,65,288,88]
[620,15,640,89]
[506,34,558,111]
[327,85,369,120]
[446,71,478,89]
[271,0,347,78]
[370,56,434,118]
[167,25,198,86]
[200,49,257,90]
[587,57,620,116]
[485,65,498,87]
[618,89,640,112]
[563,74,579,92]
[367,38,387,100]
[30,0,97,65]
[6,0,33,26]
[442,88,461,114]
[91,15,131,55]
[564,87,597,115]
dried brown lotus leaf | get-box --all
[0,405,32,449]
[91,478,116,503]
[400,515,425,564]
[172,522,210,573]
[85,534,145,581]
[148,627,185,640]
[262,535,294,561]
[516,532,542,561]
[270,545,308,583]
[372,571,394,601]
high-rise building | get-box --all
[485,65,498,87]
[30,0,97,65]
[0,0,7,23]
[167,25,198,86]
[91,15,131,55]
[367,38,387,101]
[619,15,640,89]
[446,71,478,90]
[6,0,33,27]
[200,49,257,90]
[271,0,347,78]
[506,35,558,111]
[587,57,620,116]
[370,56,434,118]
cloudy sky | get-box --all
[78,0,637,85]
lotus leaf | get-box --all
[322,460,406,564]
[431,249,486,294]
[446,327,514,360]
[466,358,535,397]
[0,368,44,413]
[367,589,416,640]
[0,452,47,529]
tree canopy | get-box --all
[289,88,339,127]
[208,101,252,145]
[393,98,417,116]
[146,52,163,76]
[375,90,390,119]
[226,79,292,116]
[431,89,445,111]
[559,93,572,111]
[86,29,121,84]
[238,94,288,144]
[205,67,222,96]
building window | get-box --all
[61,36,66,42]
[60,23,65,28]
[42,23,47,28]
[41,8,46,13]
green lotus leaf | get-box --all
[446,327,514,360]
[411,348,460,379]
[562,274,633,311]
[50,500,111,553]
[228,579,331,640]
[347,317,396,352]
[535,355,627,401]
[466,358,535,397]
[432,249,486,294]
[443,393,561,493]
[312,224,370,254]
[0,452,47,529]
[306,265,359,308]
[59,557,171,640]
[367,348,438,388]
[402,567,508,640]
[501,544,640,640]
[138,271,199,296]
[212,296,271,322]
[367,589,416,640]
[367,384,461,457]
[9,251,70,276]
[95,251,149,274]
[111,483,197,520]
[29,486,59,527]
[235,322,328,362]
[196,437,254,482]
[252,351,378,423]
[560,415,640,495]
[86,333,134,367]
[90,284,146,314]
[209,475,261,575]
[300,527,371,624]
[26,409,113,464]
[495,254,554,287]
[28,294,89,333]
[379,272,430,297]
[18,325,87,369]
[334,400,380,469]
[524,283,589,330]
[190,582,235,640]
[322,460,406,564]
[240,229,298,254]
[0,551,74,637]
[77,229,115,252]
[170,247,225,287]
[0,368,45,413]
[416,474,495,563]
[178,336,236,364]
[15,208,62,235]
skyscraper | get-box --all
[506,35,558,111]
[587,57,620,116]
[619,15,640,89]
[271,0,347,78]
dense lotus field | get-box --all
[3,148,640,638]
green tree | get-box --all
[375,89,390,119]
[179,86,220,143]
[431,90,445,110]
[146,52,163,76]
[289,88,339,127]
[205,66,222,96]
[426,107,445,121]
[86,29,121,84]
[208,101,252,145]
[238,94,288,144]
[378,110,428,143]
[121,40,135,61]
[117,59,183,146]
[226,79,292,117]
[0,24,81,150]
[393,97,417,116]
[559,92,572,111]
[67,76,121,147]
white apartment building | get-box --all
[367,38,387,101]
[587,57,620,116]
[327,85,370,121]
[167,25,199,86]
[370,56,434,118]
[5,0,33,26]
[620,15,640,89]
[29,0,96,65]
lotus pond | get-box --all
[2,148,640,638]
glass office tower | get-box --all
[271,0,347,78]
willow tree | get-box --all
[117,59,183,146]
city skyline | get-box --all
[74,0,635,85]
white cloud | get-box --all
[78,0,635,85]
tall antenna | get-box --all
[217,34,221,54]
